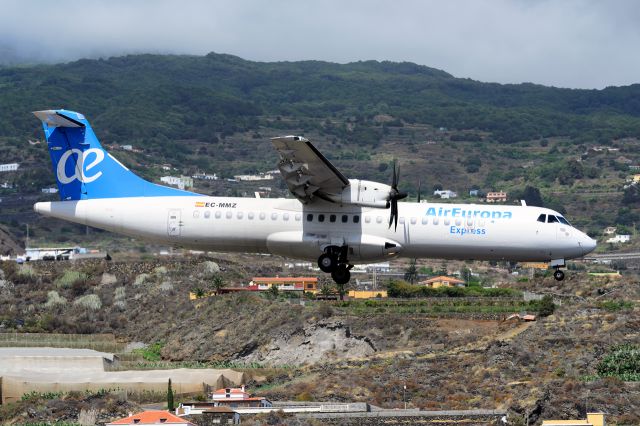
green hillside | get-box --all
[1,52,640,249]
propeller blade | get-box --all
[394,201,399,231]
[417,179,421,203]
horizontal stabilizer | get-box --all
[33,110,85,128]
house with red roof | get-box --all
[210,385,272,408]
[106,410,195,425]
[419,275,466,288]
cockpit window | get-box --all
[537,214,546,223]
[557,216,570,225]
[547,215,559,223]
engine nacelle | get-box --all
[325,179,391,208]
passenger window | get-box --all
[376,216,383,224]
[259,212,266,220]
[548,215,559,223]
[307,213,313,222]
[342,215,348,223]
[225,211,232,219]
[410,217,417,225]
[318,214,325,222]
[466,218,473,227]
[537,214,546,223]
[193,211,200,218]
[433,218,439,225]
[295,213,301,221]
[215,211,222,219]
[353,215,360,224]
[283,213,289,221]
[204,211,211,219]
[399,217,405,224]
[237,211,243,219]
[455,218,461,226]
[444,218,450,226]
[271,213,278,220]
[330,214,336,223]
[365,216,371,223]
[422,217,428,225]
[248,212,254,220]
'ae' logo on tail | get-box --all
[56,148,105,184]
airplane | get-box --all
[32,109,596,284]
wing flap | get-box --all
[271,136,349,204]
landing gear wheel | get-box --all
[331,265,351,285]
[318,253,337,273]
[553,270,565,281]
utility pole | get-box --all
[403,383,407,409]
[25,224,29,249]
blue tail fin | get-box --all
[34,109,199,200]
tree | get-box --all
[522,186,544,207]
[209,274,226,295]
[268,285,279,299]
[404,259,418,284]
[167,378,175,411]
[537,295,555,317]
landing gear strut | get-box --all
[331,264,351,285]
[318,245,352,284]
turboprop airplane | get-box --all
[33,109,596,284]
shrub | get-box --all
[201,260,220,275]
[73,294,102,310]
[13,264,38,284]
[114,286,126,310]
[55,270,87,288]
[160,281,174,292]
[44,290,67,308]
[134,273,149,286]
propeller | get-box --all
[416,179,422,203]
[387,161,408,231]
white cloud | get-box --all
[1,0,639,88]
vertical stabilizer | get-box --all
[33,109,198,200]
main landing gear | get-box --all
[317,246,353,285]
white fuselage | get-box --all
[34,196,595,264]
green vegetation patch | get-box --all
[387,280,521,298]
[596,344,640,381]
[54,270,88,288]
[597,300,635,311]
[133,341,165,361]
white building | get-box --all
[433,190,457,199]
[121,144,133,151]
[606,234,631,244]
[0,163,19,172]
[41,187,59,194]
[192,172,218,181]
[160,175,193,190]
[234,173,275,181]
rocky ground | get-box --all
[0,255,638,425]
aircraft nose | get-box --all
[580,235,597,256]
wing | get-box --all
[271,136,349,204]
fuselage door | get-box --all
[167,209,182,236]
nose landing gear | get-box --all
[553,269,565,281]
[318,245,353,285]
[550,259,566,281]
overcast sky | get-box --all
[1,0,639,89]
